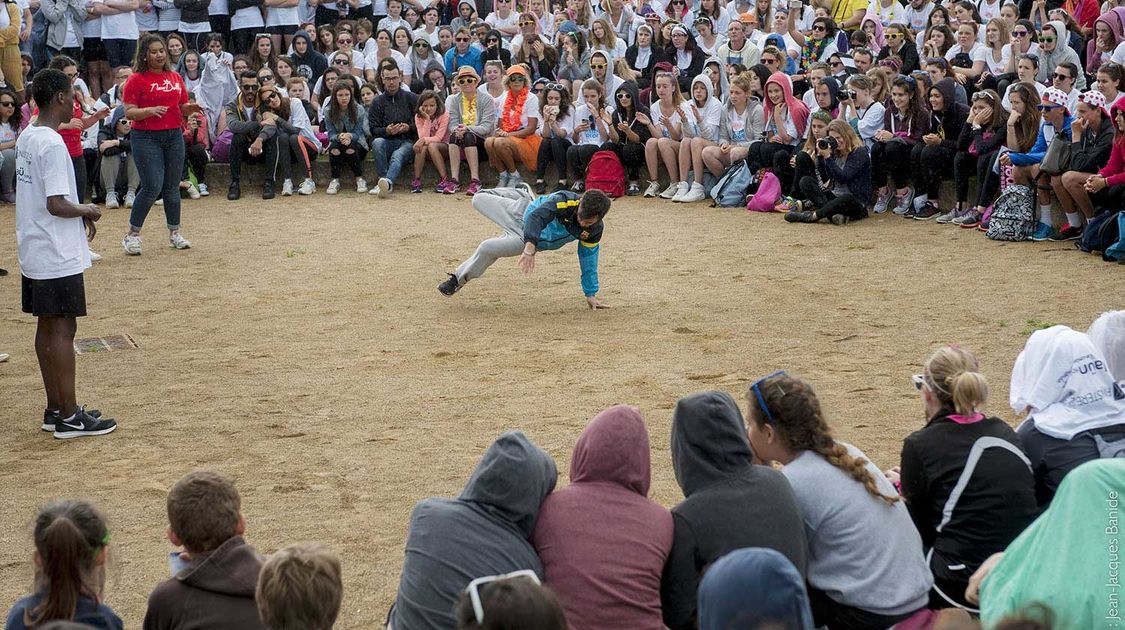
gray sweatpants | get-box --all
[455,188,534,284]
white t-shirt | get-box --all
[83,0,102,37]
[981,45,1010,75]
[209,0,229,16]
[573,102,610,144]
[485,10,518,38]
[231,2,266,29]
[1111,40,1125,65]
[99,5,139,39]
[266,4,300,26]
[650,101,691,138]
[497,90,539,129]
[945,41,986,67]
[537,105,573,137]
[866,0,903,26]
[977,0,1002,21]
[15,125,90,281]
[901,2,934,33]
[134,3,158,31]
[1001,80,1047,110]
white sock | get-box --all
[1040,205,1053,225]
[1066,212,1083,228]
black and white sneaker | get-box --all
[438,273,462,296]
[53,407,117,439]
[42,407,102,431]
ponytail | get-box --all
[924,345,989,417]
[25,501,108,626]
[747,374,899,506]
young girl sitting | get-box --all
[642,72,691,198]
[567,79,612,192]
[950,90,1006,227]
[701,74,765,188]
[671,73,723,203]
[742,72,809,186]
[606,82,652,194]
[534,82,574,193]
[324,83,370,195]
[485,65,542,189]
[871,75,929,214]
[6,500,123,630]
[412,90,451,193]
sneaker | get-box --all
[534,180,547,194]
[122,233,142,256]
[508,172,523,189]
[378,177,392,197]
[571,180,585,192]
[444,179,460,194]
[670,181,690,202]
[497,171,511,188]
[643,181,661,197]
[679,182,707,203]
[466,179,481,195]
[154,198,163,205]
[435,178,449,193]
[659,182,680,199]
[356,177,368,193]
[914,202,941,220]
[934,208,960,224]
[1031,222,1054,241]
[262,180,275,200]
[891,187,914,215]
[169,231,192,250]
[43,407,103,431]
[829,214,849,226]
[298,178,315,195]
[627,181,641,196]
[53,406,117,439]
[411,177,423,193]
[438,273,462,296]
[124,191,136,208]
[105,192,119,209]
[1049,223,1083,241]
[553,181,567,192]
[89,250,102,262]
[281,179,294,196]
[978,219,990,232]
[198,183,209,197]
[185,182,201,199]
[872,189,893,214]
[326,179,340,195]
[912,195,928,211]
[228,182,241,200]
[954,209,982,228]
[784,210,817,223]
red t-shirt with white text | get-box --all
[122,71,188,131]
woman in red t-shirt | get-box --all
[44,55,111,204]
[121,34,203,256]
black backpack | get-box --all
[1077,210,1122,256]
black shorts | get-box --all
[83,37,107,62]
[266,24,298,35]
[22,273,87,317]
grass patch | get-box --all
[1022,319,1057,335]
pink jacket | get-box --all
[416,112,449,143]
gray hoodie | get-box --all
[1038,20,1087,90]
[661,391,808,630]
[389,431,558,630]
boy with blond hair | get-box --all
[256,543,344,630]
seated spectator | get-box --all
[642,72,692,199]
[388,431,557,630]
[950,90,1006,227]
[775,110,830,197]
[181,104,211,199]
[256,543,343,630]
[697,548,813,630]
[626,25,665,90]
[1049,91,1114,241]
[1004,87,1074,241]
[258,86,316,197]
[1001,54,1048,111]
[699,74,764,184]
[411,90,451,193]
[445,27,485,76]
[739,72,809,197]
[1009,325,1125,506]
[532,405,673,630]
[670,74,723,203]
[445,66,496,195]
[871,75,929,215]
[566,79,611,193]
[661,391,808,630]
[909,77,967,220]
[144,470,266,630]
[323,82,370,195]
[4,500,123,630]
[923,57,967,108]
[455,572,568,630]
[838,74,885,148]
[1088,310,1125,386]
[291,30,328,86]
[885,346,1038,611]
[98,109,138,210]
[221,71,286,201]
[485,65,541,189]
[785,120,871,225]
[746,372,931,627]
[971,459,1125,627]
[533,82,574,193]
[368,63,419,197]
[605,82,652,194]
[876,23,921,75]
[0,88,19,204]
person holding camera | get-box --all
[784,120,872,225]
[838,74,885,148]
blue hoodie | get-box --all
[1009,112,1074,166]
[697,548,814,630]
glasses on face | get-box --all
[812,24,826,32]
[65,72,78,80]
[241,83,259,91]
[334,58,351,66]
[750,370,787,425]
[886,32,902,39]
[487,37,500,44]
[338,38,353,45]
[1039,36,1055,43]
[762,57,776,64]
[0,101,14,107]
[260,91,280,101]
[1038,103,1062,111]
[671,0,685,5]
[509,76,526,82]
[1013,29,1028,37]
[591,62,607,69]
[259,74,274,81]
[456,77,477,85]
[831,60,843,67]
[1053,72,1072,81]
[456,36,470,42]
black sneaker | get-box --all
[42,407,102,432]
[1049,224,1083,241]
[228,182,241,201]
[914,202,941,220]
[53,407,117,439]
[438,273,462,296]
[262,180,276,200]
[534,180,547,194]
[829,214,849,226]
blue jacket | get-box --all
[1009,113,1073,166]
[5,593,124,630]
[444,46,484,76]
[522,191,603,297]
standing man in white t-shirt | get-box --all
[15,68,117,439]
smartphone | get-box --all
[789,0,801,9]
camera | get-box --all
[817,136,838,151]
[840,89,855,100]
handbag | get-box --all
[210,128,233,163]
[1040,133,1071,175]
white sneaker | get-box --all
[281,179,294,196]
[327,179,340,195]
[185,182,201,199]
[378,177,392,198]
[105,192,119,209]
[122,233,142,256]
[197,183,209,197]
[643,181,661,197]
[670,181,690,202]
[659,182,680,199]
[507,172,523,189]
[169,231,191,250]
[89,250,103,262]
[680,182,707,203]
[124,191,135,208]
[872,189,892,214]
[356,177,368,193]
[298,178,315,195]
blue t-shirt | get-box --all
[5,593,124,630]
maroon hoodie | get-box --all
[142,536,268,630]
[532,405,674,630]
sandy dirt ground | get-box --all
[0,188,1119,627]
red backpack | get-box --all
[584,150,626,198]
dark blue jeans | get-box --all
[130,128,185,232]
[372,137,413,182]
[103,39,136,68]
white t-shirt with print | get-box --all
[573,102,610,145]
[15,125,90,281]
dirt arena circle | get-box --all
[0,190,1118,627]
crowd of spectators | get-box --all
[5,310,1125,629]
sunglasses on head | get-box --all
[912,374,928,391]
[467,571,541,626]
[971,91,995,101]
[750,370,787,425]
[545,82,564,91]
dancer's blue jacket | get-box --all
[522,191,603,297]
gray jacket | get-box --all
[40,0,86,52]
[445,90,496,138]
[717,98,765,146]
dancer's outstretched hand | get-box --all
[519,252,535,274]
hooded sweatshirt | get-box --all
[763,72,810,141]
[860,11,885,48]
[610,82,653,146]
[389,431,558,630]
[1088,310,1125,384]
[928,77,968,149]
[142,536,267,630]
[697,548,814,630]
[683,74,723,142]
[661,391,808,630]
[533,405,674,630]
[1068,107,1115,173]
[291,30,328,85]
[1086,7,1125,74]
[717,95,765,146]
[1037,20,1087,90]
[1098,96,1125,185]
